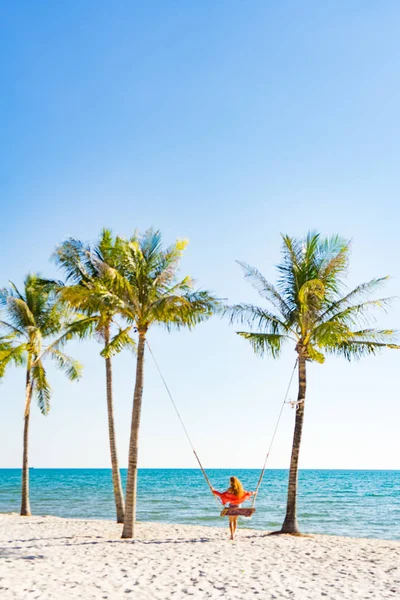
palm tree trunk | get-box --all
[104,327,125,523]
[21,368,33,516]
[281,354,307,534]
[121,331,146,538]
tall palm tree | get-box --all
[0,275,82,515]
[53,230,135,523]
[94,229,218,538]
[229,232,399,534]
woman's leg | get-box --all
[233,516,239,538]
[228,517,234,539]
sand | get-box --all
[0,514,399,599]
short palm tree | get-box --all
[96,229,218,538]
[229,232,399,534]
[0,275,82,515]
[53,230,135,523]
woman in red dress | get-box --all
[212,476,255,540]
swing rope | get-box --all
[146,339,298,508]
[251,358,298,507]
[146,340,220,506]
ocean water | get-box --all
[0,469,399,541]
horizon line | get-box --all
[1,467,399,471]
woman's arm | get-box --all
[212,489,230,505]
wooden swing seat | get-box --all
[220,507,256,517]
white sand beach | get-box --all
[0,514,399,599]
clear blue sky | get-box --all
[1,1,399,469]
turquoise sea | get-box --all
[0,469,399,540]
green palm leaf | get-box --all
[327,339,400,361]
[226,303,290,336]
[236,261,292,317]
[31,361,51,415]
[101,326,136,358]
[0,338,26,377]
[47,348,82,381]
[318,277,390,323]
[237,332,285,358]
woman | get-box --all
[212,476,255,540]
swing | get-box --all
[147,340,298,518]
[220,506,256,517]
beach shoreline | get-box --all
[1,514,399,599]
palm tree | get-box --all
[229,232,399,534]
[0,275,82,515]
[94,229,218,538]
[53,230,135,523]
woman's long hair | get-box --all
[229,476,244,497]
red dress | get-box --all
[212,489,252,506]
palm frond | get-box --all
[59,283,115,315]
[276,234,311,312]
[39,302,69,338]
[311,320,352,346]
[159,275,193,299]
[225,303,290,336]
[48,348,83,381]
[327,339,400,361]
[350,328,398,343]
[317,277,390,323]
[52,238,93,284]
[317,239,349,294]
[141,229,164,266]
[0,320,25,337]
[150,290,218,331]
[304,231,321,273]
[0,340,26,378]
[8,282,26,302]
[101,326,136,358]
[237,332,286,358]
[306,344,325,363]
[152,240,190,289]
[96,264,138,312]
[236,261,292,318]
[320,297,395,328]
[94,228,115,264]
[24,275,56,320]
[6,296,36,330]
[32,361,52,415]
[50,315,99,349]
